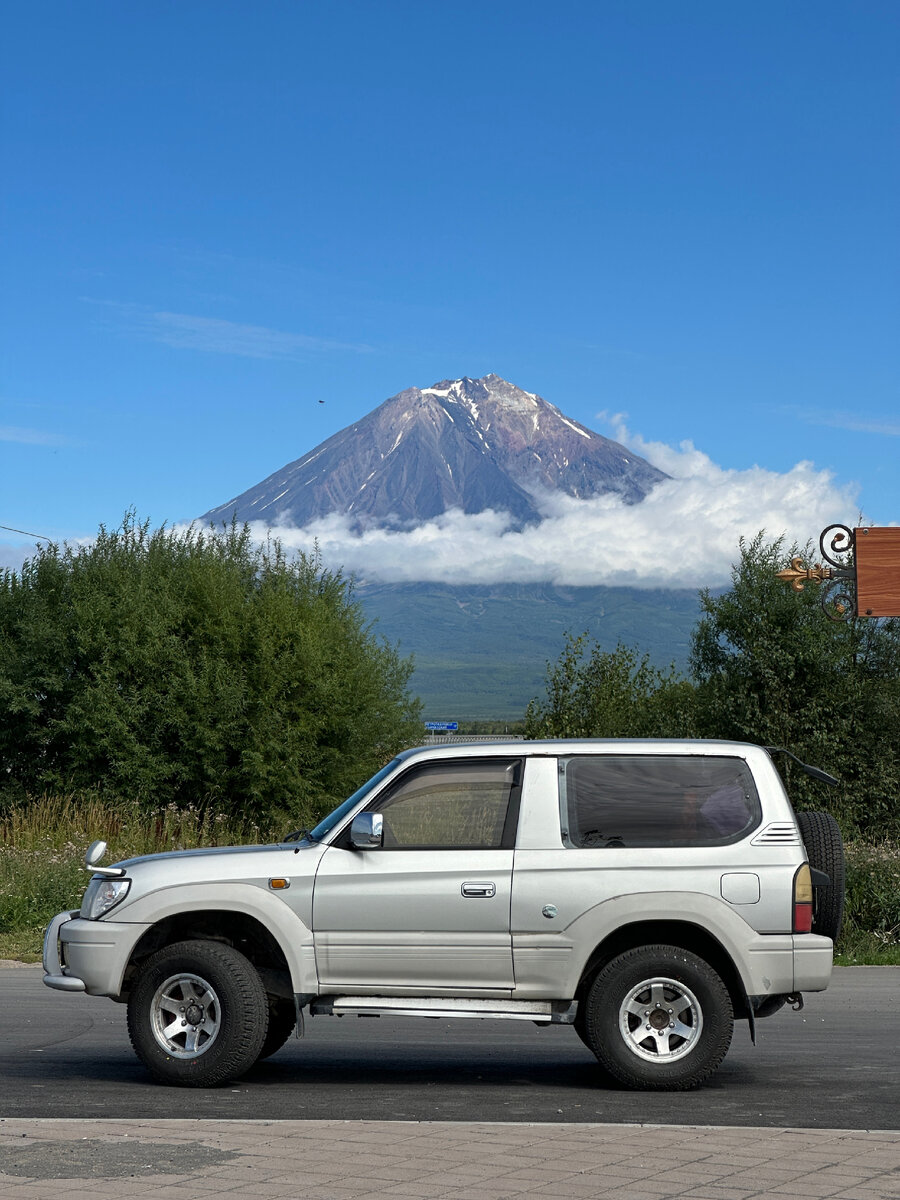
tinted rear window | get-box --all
[560,755,760,848]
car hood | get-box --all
[113,842,312,870]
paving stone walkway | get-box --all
[0,1120,899,1200]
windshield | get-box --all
[307,758,403,842]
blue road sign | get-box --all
[424,721,459,731]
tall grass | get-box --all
[836,840,900,964]
[1,793,278,854]
[0,794,281,960]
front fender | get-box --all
[65,882,316,998]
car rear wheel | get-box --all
[127,939,268,1087]
[582,944,734,1090]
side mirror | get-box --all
[350,812,384,850]
[85,840,108,868]
[83,839,126,878]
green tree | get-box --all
[525,634,696,739]
[0,514,422,822]
[690,533,900,836]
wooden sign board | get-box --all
[855,527,900,617]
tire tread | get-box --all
[796,810,845,941]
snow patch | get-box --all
[558,415,591,439]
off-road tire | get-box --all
[796,810,845,941]
[127,939,268,1087]
[573,1003,590,1048]
[582,944,734,1090]
[258,997,296,1060]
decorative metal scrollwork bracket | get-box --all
[775,524,857,621]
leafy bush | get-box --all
[0,515,422,823]
[528,535,900,842]
[691,534,900,838]
[524,635,695,740]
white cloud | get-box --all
[0,425,67,446]
[0,543,35,572]
[83,299,373,359]
[206,425,859,590]
[146,311,372,358]
[796,409,900,438]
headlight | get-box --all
[81,877,131,919]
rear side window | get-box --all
[559,755,760,848]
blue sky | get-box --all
[2,1,897,583]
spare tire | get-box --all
[796,810,845,941]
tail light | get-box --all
[793,863,813,933]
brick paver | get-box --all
[0,1121,898,1200]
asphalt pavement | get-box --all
[1,966,899,1128]
[1,965,898,1198]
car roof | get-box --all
[399,738,766,763]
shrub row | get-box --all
[843,840,900,946]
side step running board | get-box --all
[309,995,577,1024]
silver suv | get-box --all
[43,739,844,1091]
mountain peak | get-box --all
[423,374,538,408]
[201,374,668,529]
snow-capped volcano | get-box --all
[202,374,668,529]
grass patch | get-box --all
[0,930,44,963]
[835,840,900,965]
[834,932,900,967]
[0,794,280,963]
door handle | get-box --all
[461,881,496,898]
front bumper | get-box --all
[42,910,86,991]
[42,909,150,998]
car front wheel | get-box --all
[127,940,268,1087]
[258,997,297,1060]
[582,944,734,1090]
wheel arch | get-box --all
[124,911,287,996]
[116,883,316,1000]
[575,920,751,1020]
